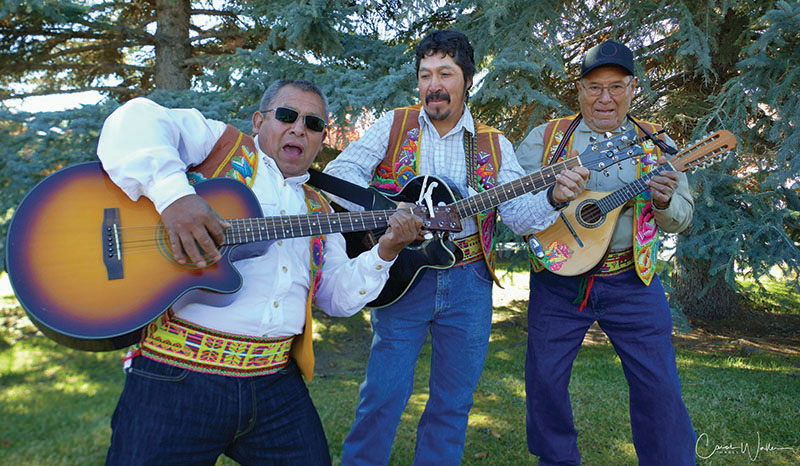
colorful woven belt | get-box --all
[138,311,294,377]
[595,248,635,276]
[454,233,483,265]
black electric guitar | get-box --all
[528,130,736,276]
[340,128,651,308]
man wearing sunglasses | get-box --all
[324,30,589,465]
[515,40,696,465]
[96,79,423,465]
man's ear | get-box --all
[251,111,264,134]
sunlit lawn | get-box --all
[2,269,799,465]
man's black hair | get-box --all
[414,30,476,92]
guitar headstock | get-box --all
[412,205,463,232]
[578,129,646,173]
[670,130,737,173]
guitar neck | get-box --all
[222,210,394,245]
[451,131,657,218]
[594,165,672,214]
[453,158,582,218]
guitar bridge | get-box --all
[102,208,124,280]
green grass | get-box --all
[738,273,800,316]
[2,269,800,465]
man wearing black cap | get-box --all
[515,40,696,465]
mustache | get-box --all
[425,91,450,104]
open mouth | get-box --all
[282,143,304,157]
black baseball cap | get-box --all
[580,40,634,78]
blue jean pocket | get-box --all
[128,356,190,382]
[468,261,493,285]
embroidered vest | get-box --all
[529,115,663,285]
[372,104,504,284]
[186,124,328,380]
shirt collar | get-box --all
[419,103,475,138]
[576,116,633,135]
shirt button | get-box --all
[375,264,383,270]
[280,209,286,215]
[273,301,279,308]
[282,266,288,273]
[277,240,283,246]
[359,289,366,295]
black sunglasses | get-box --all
[263,107,326,133]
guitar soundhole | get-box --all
[155,224,221,269]
[575,200,605,229]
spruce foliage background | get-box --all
[1,0,798,319]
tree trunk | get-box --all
[672,256,746,320]
[155,0,191,90]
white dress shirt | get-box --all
[97,98,395,338]
[323,104,561,237]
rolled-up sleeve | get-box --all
[96,97,227,213]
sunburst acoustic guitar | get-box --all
[528,130,737,276]
[3,162,462,351]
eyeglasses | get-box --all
[263,107,326,132]
[580,79,633,97]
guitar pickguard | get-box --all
[341,175,464,308]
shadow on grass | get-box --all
[1,335,124,465]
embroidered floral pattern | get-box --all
[476,151,497,190]
[543,240,572,271]
[187,172,206,185]
[305,192,327,297]
[224,146,258,187]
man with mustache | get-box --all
[516,40,696,465]
[96,79,423,465]
[324,30,589,465]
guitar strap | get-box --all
[546,114,583,165]
[463,130,481,193]
[627,114,677,155]
[307,168,377,210]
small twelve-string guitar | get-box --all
[528,130,737,276]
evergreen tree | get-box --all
[1,0,797,321]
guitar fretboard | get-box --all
[594,166,672,214]
[451,131,655,218]
[222,210,394,245]
[453,158,582,218]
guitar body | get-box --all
[5,162,263,351]
[529,130,738,277]
[341,175,464,308]
[531,190,621,276]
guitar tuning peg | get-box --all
[631,159,636,165]
[621,135,630,142]
[589,136,597,143]
[592,144,599,151]
[603,171,611,177]
[606,140,614,148]
[604,132,612,139]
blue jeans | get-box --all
[342,261,494,466]
[106,357,331,466]
[526,269,696,466]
